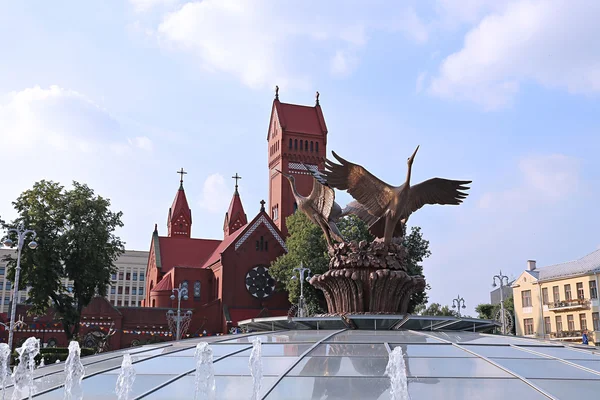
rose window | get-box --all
[245,266,276,299]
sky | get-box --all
[2,0,600,315]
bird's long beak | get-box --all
[409,145,420,162]
[275,169,292,180]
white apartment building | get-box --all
[0,248,148,313]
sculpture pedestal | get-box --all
[309,239,426,314]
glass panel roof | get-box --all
[8,327,600,399]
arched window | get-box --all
[316,142,319,153]
[305,140,308,151]
[182,281,188,292]
[310,141,314,152]
[152,299,156,307]
[260,236,264,251]
[265,241,268,251]
[294,139,298,150]
[300,140,303,151]
[289,138,292,149]
[194,281,201,299]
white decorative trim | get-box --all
[235,215,287,251]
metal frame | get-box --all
[260,329,347,399]
[409,330,558,400]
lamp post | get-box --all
[493,270,510,335]
[452,295,466,317]
[291,262,311,318]
[2,223,37,350]
[170,283,189,341]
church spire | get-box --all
[223,173,248,237]
[168,168,192,238]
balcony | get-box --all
[547,298,589,311]
[549,330,591,341]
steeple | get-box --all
[167,168,192,238]
[223,173,248,237]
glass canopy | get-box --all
[4,324,600,399]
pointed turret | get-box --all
[223,173,248,236]
[168,168,192,238]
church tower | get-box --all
[223,173,248,237]
[167,168,192,238]
[267,87,328,236]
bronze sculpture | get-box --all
[322,146,471,245]
[275,169,344,247]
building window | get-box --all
[289,138,292,149]
[567,315,575,331]
[3,297,9,305]
[544,317,551,334]
[132,287,137,295]
[118,287,123,295]
[576,282,584,299]
[5,282,10,290]
[310,141,314,152]
[590,281,597,299]
[521,290,532,307]
[111,273,117,281]
[564,284,572,300]
[316,142,319,153]
[579,313,587,330]
[110,287,116,295]
[0,267,4,275]
[593,312,599,331]
[265,240,268,251]
[125,287,130,295]
[542,287,549,304]
[552,286,559,303]
[139,287,144,295]
[140,273,145,281]
[555,315,563,332]
[119,272,124,280]
[300,140,303,151]
[305,140,308,151]
[0,282,3,290]
[294,139,298,150]
[194,281,201,299]
[524,318,534,335]
[272,205,279,221]
[133,273,138,281]
[126,273,131,281]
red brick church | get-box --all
[142,90,329,334]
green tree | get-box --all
[269,212,431,314]
[475,297,516,334]
[419,302,458,317]
[475,303,496,319]
[2,180,124,340]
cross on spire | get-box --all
[232,173,242,193]
[260,199,266,212]
[177,168,187,188]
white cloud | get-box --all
[155,0,428,89]
[477,153,580,210]
[429,0,600,110]
[198,173,232,213]
[128,136,154,152]
[0,85,152,154]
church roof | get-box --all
[223,190,247,236]
[151,271,173,292]
[201,225,247,269]
[157,236,221,273]
[168,185,192,224]
[270,99,328,137]
[530,249,600,282]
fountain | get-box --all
[248,337,262,400]
[194,342,215,400]
[385,347,410,400]
[11,337,40,400]
[0,343,10,400]
[38,358,44,368]
[115,353,136,400]
[64,341,85,400]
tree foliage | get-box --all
[269,212,431,314]
[418,302,458,317]
[2,180,124,340]
[475,296,516,334]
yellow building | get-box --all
[512,251,600,345]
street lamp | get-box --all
[291,262,311,318]
[452,295,467,317]
[170,283,189,341]
[492,270,510,335]
[2,223,37,350]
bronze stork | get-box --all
[275,169,344,247]
[322,146,471,245]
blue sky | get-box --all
[2,0,600,314]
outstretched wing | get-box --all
[403,178,471,219]
[342,200,405,238]
[307,177,335,220]
[323,151,396,218]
